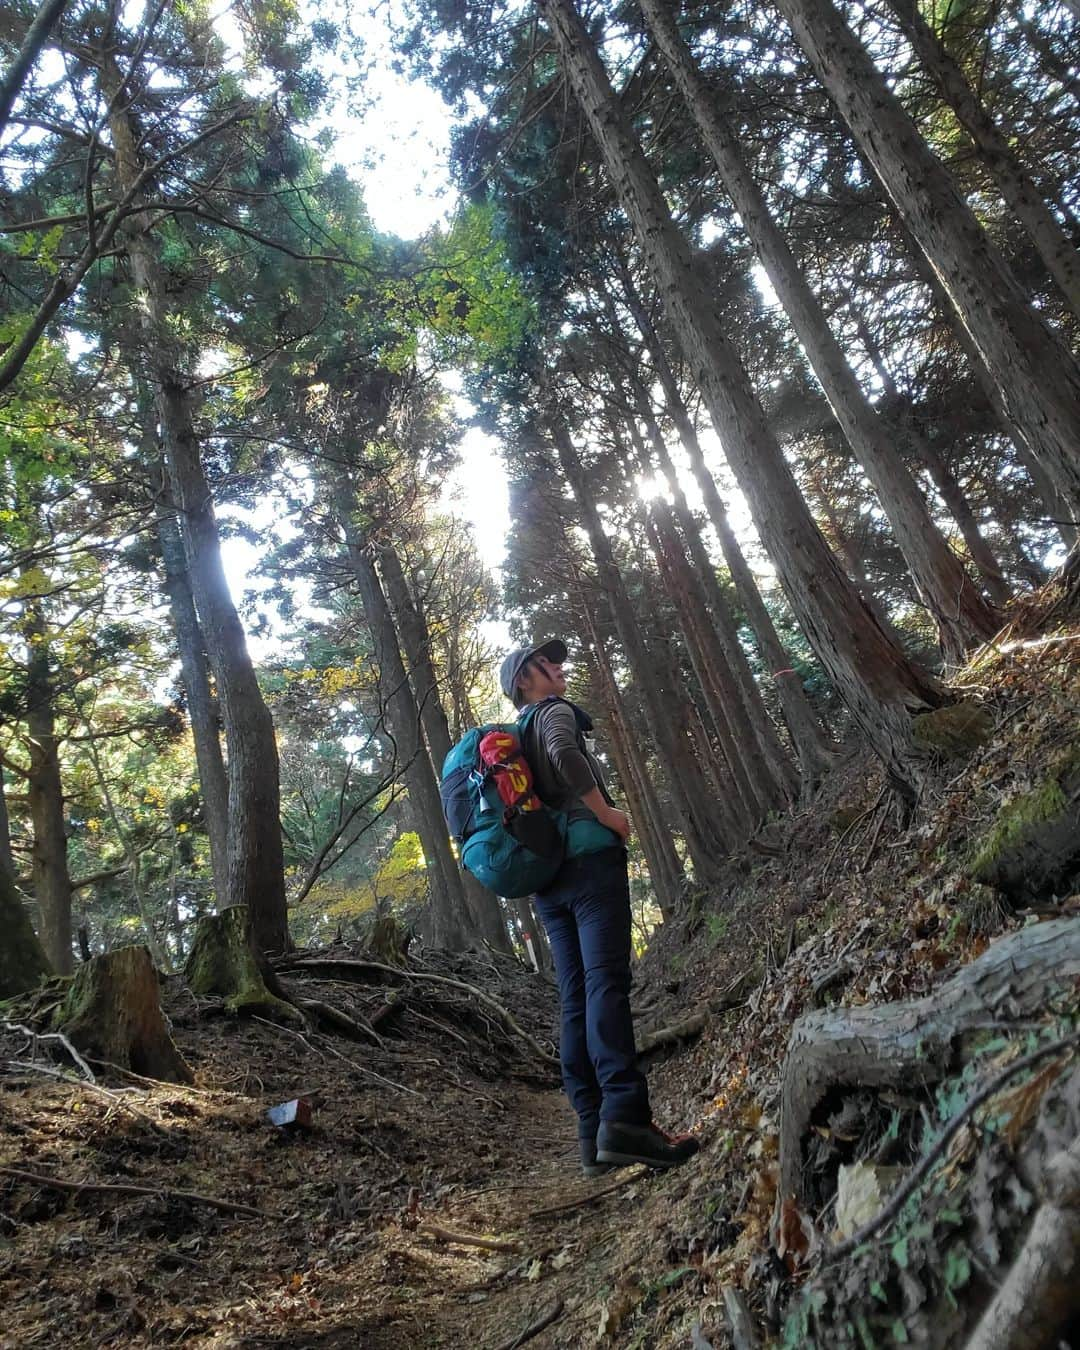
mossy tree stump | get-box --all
[54,945,192,1083]
[368,912,408,967]
[0,868,50,999]
[969,749,1080,901]
[184,906,300,1020]
[911,700,993,758]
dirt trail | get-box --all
[0,976,710,1350]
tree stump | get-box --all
[367,912,408,967]
[184,906,300,1020]
[54,945,192,1083]
[969,751,1080,902]
[779,916,1080,1203]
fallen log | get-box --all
[635,1013,706,1056]
[779,916,1080,1203]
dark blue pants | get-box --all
[533,848,650,1141]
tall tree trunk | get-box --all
[377,543,511,953]
[0,865,51,997]
[639,0,1000,664]
[898,221,1079,555]
[883,0,1080,319]
[107,85,288,954]
[24,595,72,973]
[615,263,837,781]
[582,592,686,913]
[851,314,1011,606]
[0,761,14,879]
[153,472,230,906]
[639,500,765,829]
[619,365,800,799]
[336,488,470,952]
[771,0,1080,520]
[546,412,730,880]
[809,475,900,637]
[538,0,943,794]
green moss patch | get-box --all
[911,702,994,758]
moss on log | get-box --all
[184,906,300,1021]
[969,747,1080,900]
[54,945,192,1083]
[911,701,993,757]
[0,867,50,999]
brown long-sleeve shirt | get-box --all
[523,698,614,819]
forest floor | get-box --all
[2,587,1079,1349]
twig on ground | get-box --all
[859,804,889,872]
[528,1167,646,1219]
[823,1032,1080,1264]
[85,1057,218,1095]
[307,1030,423,1098]
[821,786,886,887]
[2,1021,95,1081]
[0,1166,277,1220]
[419,1222,521,1253]
[297,997,383,1047]
[3,1059,167,1133]
[251,1015,325,1060]
[492,1297,564,1350]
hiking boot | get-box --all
[596,1119,700,1170]
[580,1135,615,1179]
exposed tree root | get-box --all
[278,956,559,1068]
[779,916,1080,1201]
[963,1135,1080,1350]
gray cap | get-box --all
[499,639,568,700]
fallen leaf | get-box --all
[995,1060,1063,1149]
[775,1193,812,1268]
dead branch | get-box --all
[528,1167,646,1219]
[418,1222,521,1253]
[2,1058,167,1134]
[0,1166,277,1220]
[3,1020,96,1081]
[494,1296,564,1350]
[492,1297,564,1350]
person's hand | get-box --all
[601,806,631,841]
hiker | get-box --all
[500,639,700,1176]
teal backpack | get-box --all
[440,703,566,898]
